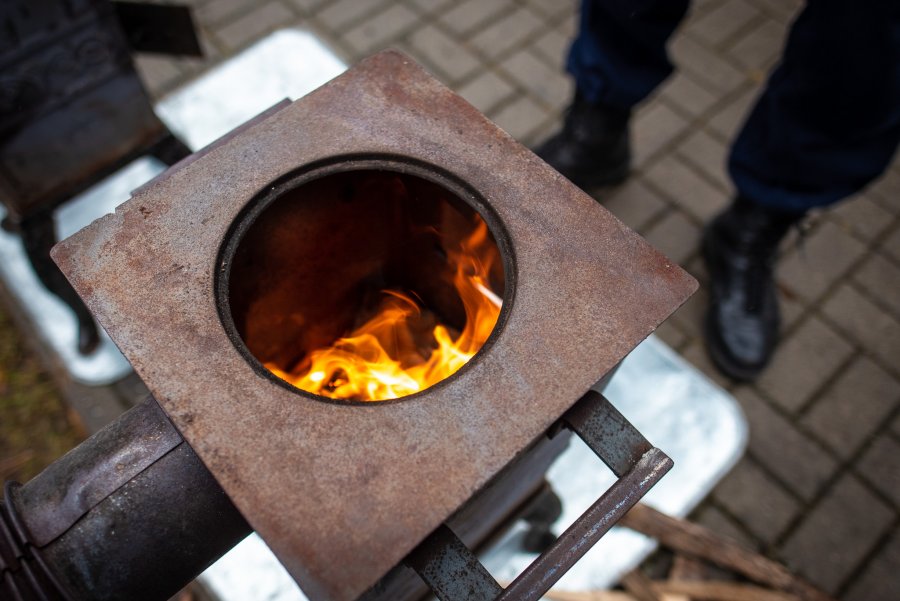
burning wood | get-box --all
[267,219,502,401]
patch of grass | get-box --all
[0,303,85,483]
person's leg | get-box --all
[567,0,690,109]
[705,0,900,380]
[729,0,900,213]
[537,0,689,189]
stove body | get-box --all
[50,51,697,600]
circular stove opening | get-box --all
[219,160,510,403]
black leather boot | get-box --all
[702,197,804,381]
[535,92,631,189]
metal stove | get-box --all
[4,50,696,601]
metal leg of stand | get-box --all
[18,211,100,355]
[405,391,673,601]
[521,482,563,553]
[150,133,192,166]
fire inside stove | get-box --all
[222,164,507,402]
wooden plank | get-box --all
[669,554,714,581]
[621,570,662,601]
[619,505,835,601]
[542,591,686,601]
[657,581,799,601]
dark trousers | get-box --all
[567,0,900,212]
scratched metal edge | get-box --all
[51,50,697,601]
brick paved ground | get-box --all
[128,0,899,598]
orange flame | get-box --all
[266,219,502,401]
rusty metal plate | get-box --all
[52,51,696,601]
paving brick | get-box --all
[676,128,732,192]
[778,291,805,330]
[857,436,900,508]
[195,0,256,26]
[455,70,515,114]
[827,194,894,242]
[682,340,735,389]
[632,102,690,166]
[822,285,900,368]
[669,284,707,340]
[707,85,759,140]
[780,474,893,594]
[713,458,800,544]
[214,1,295,50]
[845,535,900,601]
[134,55,184,98]
[284,0,327,14]
[880,225,900,264]
[523,0,578,21]
[191,25,225,60]
[866,160,900,214]
[343,3,418,55]
[726,17,785,69]
[687,0,760,48]
[776,220,867,303]
[468,7,544,60]
[802,357,900,459]
[692,503,759,550]
[405,0,454,16]
[489,96,548,143]
[438,0,511,35]
[317,0,383,30]
[654,319,688,351]
[600,178,669,232]
[685,255,709,284]
[642,210,701,266]
[499,49,572,109]
[854,252,900,319]
[644,155,727,221]
[532,26,570,68]
[659,73,721,118]
[670,34,747,94]
[557,9,577,38]
[757,316,853,413]
[732,386,837,501]
[408,24,480,82]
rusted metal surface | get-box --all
[362,432,570,601]
[498,456,671,598]
[407,524,503,601]
[498,391,673,601]
[52,50,697,600]
[561,389,653,477]
[406,391,673,601]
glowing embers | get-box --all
[226,167,506,402]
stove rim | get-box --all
[214,153,518,407]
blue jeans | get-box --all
[568,0,900,212]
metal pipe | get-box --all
[1,397,252,601]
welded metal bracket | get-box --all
[406,390,673,601]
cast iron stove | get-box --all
[50,50,697,600]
